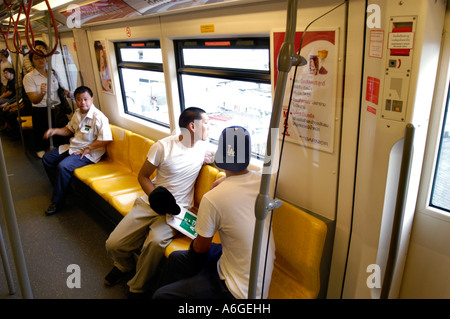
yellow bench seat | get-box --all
[73,160,132,186]
[90,174,142,201]
[268,200,327,299]
[19,116,33,130]
[108,190,146,216]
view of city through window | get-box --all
[117,45,169,126]
[178,44,271,158]
[181,74,272,157]
[121,68,169,125]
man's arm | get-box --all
[138,160,158,196]
[0,89,12,99]
[192,234,213,254]
[44,126,72,139]
[76,140,112,159]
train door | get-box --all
[340,0,447,298]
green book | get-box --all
[167,208,198,239]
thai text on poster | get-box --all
[273,30,338,153]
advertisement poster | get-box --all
[94,40,114,94]
[272,30,338,153]
[60,0,251,26]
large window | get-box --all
[175,38,272,158]
[430,94,450,213]
[115,41,169,126]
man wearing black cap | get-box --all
[153,126,275,299]
[105,107,211,298]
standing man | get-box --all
[104,107,211,298]
[153,126,275,299]
[42,86,112,215]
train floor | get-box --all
[0,133,128,299]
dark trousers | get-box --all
[32,106,69,152]
[152,243,235,299]
[42,148,92,204]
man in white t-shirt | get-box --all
[42,86,112,215]
[105,107,211,297]
[152,126,275,299]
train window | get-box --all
[115,41,169,127]
[175,38,271,158]
[430,97,450,213]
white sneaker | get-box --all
[36,151,45,158]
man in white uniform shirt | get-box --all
[153,126,275,299]
[42,86,112,215]
[105,107,211,298]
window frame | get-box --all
[416,32,450,223]
[174,37,271,158]
[114,40,169,128]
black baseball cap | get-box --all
[214,126,251,172]
[148,186,181,216]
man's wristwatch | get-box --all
[84,146,90,152]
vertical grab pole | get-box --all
[46,10,54,149]
[13,48,25,151]
[248,0,299,299]
[0,223,15,295]
[0,139,33,299]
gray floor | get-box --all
[0,134,129,299]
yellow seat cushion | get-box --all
[165,235,192,258]
[74,161,132,185]
[19,116,33,130]
[165,232,221,258]
[192,165,219,213]
[90,174,142,201]
[107,125,132,166]
[109,190,146,216]
[74,125,132,184]
[268,200,327,299]
[128,133,154,174]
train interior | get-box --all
[1,0,450,300]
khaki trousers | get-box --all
[105,197,177,293]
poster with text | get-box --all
[272,30,338,153]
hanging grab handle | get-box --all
[380,123,415,299]
[24,0,60,57]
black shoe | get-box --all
[45,202,61,216]
[104,266,131,287]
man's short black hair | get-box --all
[179,107,206,129]
[74,86,93,97]
[34,40,48,49]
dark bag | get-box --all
[52,87,71,128]
[57,86,73,115]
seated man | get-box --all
[0,68,16,105]
[0,100,27,139]
[104,107,211,298]
[42,86,112,215]
[152,126,275,299]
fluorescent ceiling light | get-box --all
[34,0,75,11]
